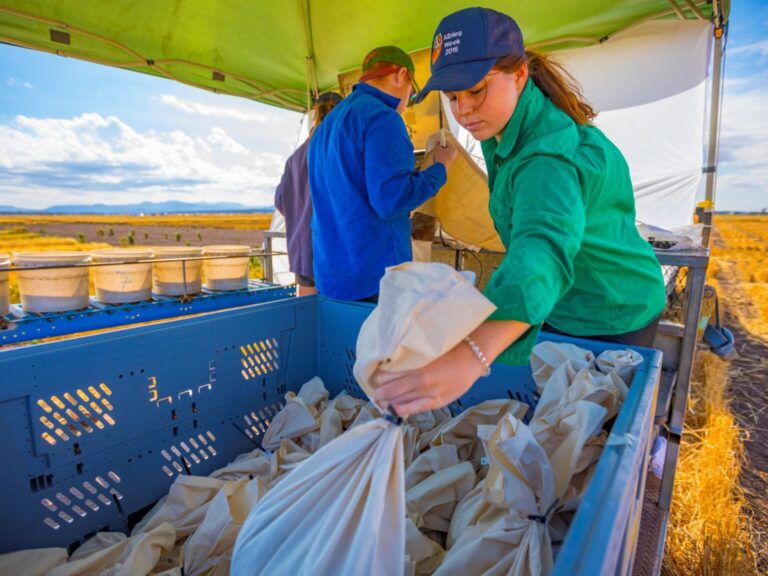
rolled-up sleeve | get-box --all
[363,111,446,220]
[485,155,585,347]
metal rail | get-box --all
[654,249,709,510]
[262,231,289,284]
[0,281,295,346]
[1,235,291,344]
[0,250,287,273]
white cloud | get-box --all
[206,126,249,156]
[157,94,277,123]
[6,77,33,89]
[723,76,751,91]
[0,113,286,209]
[714,85,768,211]
[728,38,768,59]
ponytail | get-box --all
[312,98,337,129]
[309,92,342,136]
[494,51,596,125]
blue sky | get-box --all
[712,0,768,212]
[0,2,766,212]
[0,46,304,209]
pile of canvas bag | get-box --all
[231,262,498,575]
[0,263,643,576]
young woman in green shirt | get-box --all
[372,7,667,417]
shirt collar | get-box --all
[482,79,542,161]
[353,82,402,110]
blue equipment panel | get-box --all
[0,296,661,576]
[0,281,295,346]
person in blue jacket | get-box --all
[308,46,457,302]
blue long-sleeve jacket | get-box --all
[308,83,447,300]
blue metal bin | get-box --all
[0,296,661,575]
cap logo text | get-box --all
[443,30,462,56]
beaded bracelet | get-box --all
[463,336,491,377]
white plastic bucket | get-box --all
[152,247,203,296]
[202,245,251,291]
[13,251,91,313]
[91,248,153,304]
[0,253,10,315]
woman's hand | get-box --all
[372,341,484,417]
[372,319,532,417]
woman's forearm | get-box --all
[467,319,531,364]
[371,318,533,416]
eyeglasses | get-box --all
[406,71,421,107]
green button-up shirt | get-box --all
[481,80,666,365]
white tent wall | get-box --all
[273,20,713,278]
[555,20,713,230]
[444,20,713,232]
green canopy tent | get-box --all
[0,0,730,218]
[0,0,730,216]
[0,2,733,571]
[0,1,725,111]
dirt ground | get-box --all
[23,221,267,248]
[718,274,768,571]
[709,220,768,571]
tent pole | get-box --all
[301,0,320,107]
[682,0,706,20]
[702,8,726,246]
[666,0,688,20]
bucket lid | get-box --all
[202,245,251,255]
[13,251,91,267]
[91,248,153,262]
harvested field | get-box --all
[0,214,272,248]
[708,214,768,572]
[663,214,767,576]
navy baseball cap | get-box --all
[414,7,524,103]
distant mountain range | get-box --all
[0,201,273,214]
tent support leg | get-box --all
[301,0,319,104]
[659,264,708,510]
[665,0,688,20]
[702,13,726,246]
